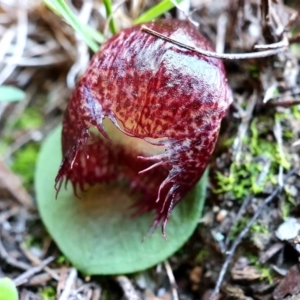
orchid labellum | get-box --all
[55,19,232,237]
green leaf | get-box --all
[0,85,25,103]
[134,0,184,24]
[35,126,207,275]
[103,0,117,35]
[0,278,18,300]
[43,0,105,52]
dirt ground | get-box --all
[0,0,300,299]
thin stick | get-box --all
[116,276,141,300]
[264,99,300,108]
[0,3,28,84]
[254,37,288,50]
[232,93,257,162]
[164,260,179,300]
[59,268,78,300]
[13,256,54,286]
[20,243,60,281]
[209,168,299,300]
[141,26,287,60]
[0,235,31,271]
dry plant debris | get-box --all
[0,0,300,299]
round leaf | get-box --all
[0,278,18,300]
[35,126,207,275]
[0,85,25,102]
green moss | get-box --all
[257,265,274,284]
[247,254,274,284]
[250,223,269,234]
[14,108,43,130]
[248,64,259,79]
[280,187,297,220]
[11,143,40,188]
[39,287,56,300]
[56,254,70,265]
[215,158,267,199]
[215,116,291,199]
[195,248,209,263]
[292,104,300,119]
[229,217,250,240]
[24,235,42,249]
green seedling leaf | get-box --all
[35,126,207,275]
[43,0,105,52]
[134,0,184,24]
[0,277,18,300]
[0,85,25,102]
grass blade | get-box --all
[103,0,117,35]
[134,0,184,24]
[43,0,105,52]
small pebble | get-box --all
[275,217,300,241]
[213,206,220,213]
[216,209,228,222]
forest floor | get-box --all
[0,0,300,299]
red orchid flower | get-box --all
[55,19,232,237]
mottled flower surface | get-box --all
[56,19,232,236]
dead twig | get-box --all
[210,168,300,300]
[0,206,20,223]
[273,119,284,187]
[0,1,28,84]
[232,93,257,162]
[0,160,33,209]
[254,35,289,49]
[20,243,60,281]
[13,256,55,286]
[289,33,300,44]
[264,99,300,108]
[116,276,141,300]
[164,260,179,300]
[0,234,31,271]
[26,273,53,286]
[141,26,287,60]
[216,12,228,54]
[58,268,77,300]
